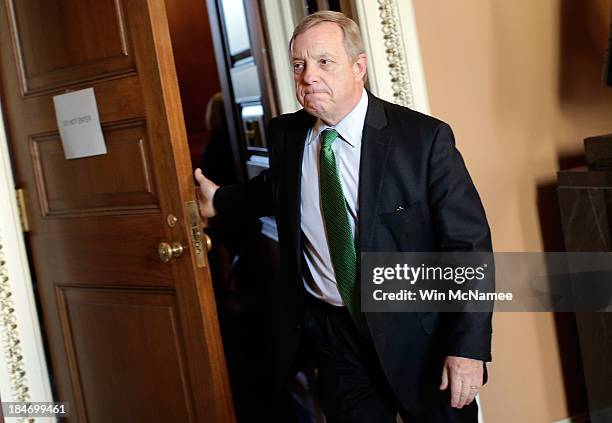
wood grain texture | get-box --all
[4,0,136,95]
[0,0,235,421]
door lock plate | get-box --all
[185,201,207,268]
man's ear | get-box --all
[353,53,368,81]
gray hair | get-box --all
[289,11,366,63]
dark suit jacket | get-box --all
[214,91,493,413]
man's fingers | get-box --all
[465,386,479,406]
[449,372,462,408]
[457,381,471,408]
[192,168,219,218]
[195,168,213,187]
[443,356,484,408]
[194,168,205,183]
[439,365,448,390]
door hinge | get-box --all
[15,188,30,233]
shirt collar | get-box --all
[308,88,369,148]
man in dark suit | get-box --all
[195,11,492,423]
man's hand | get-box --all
[439,356,483,408]
[194,168,219,218]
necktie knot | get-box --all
[321,129,339,149]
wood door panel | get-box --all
[31,119,159,217]
[8,76,145,135]
[57,287,194,422]
[5,0,136,95]
[35,216,174,286]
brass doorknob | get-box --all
[202,233,212,252]
[158,241,185,263]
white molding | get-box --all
[353,0,381,96]
[394,0,430,113]
[0,100,55,421]
[260,0,301,114]
[353,0,430,114]
[477,395,484,423]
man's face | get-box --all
[291,22,366,125]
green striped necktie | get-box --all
[319,128,368,335]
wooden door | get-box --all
[0,0,234,422]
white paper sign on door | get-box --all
[52,88,107,160]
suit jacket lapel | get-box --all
[359,93,392,252]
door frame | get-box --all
[0,97,55,413]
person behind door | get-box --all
[195,11,492,423]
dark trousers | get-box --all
[302,295,478,423]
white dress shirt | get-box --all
[300,88,369,306]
